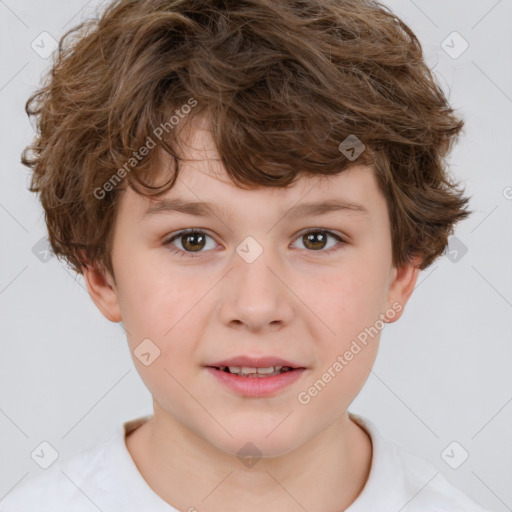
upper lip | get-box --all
[207,356,305,369]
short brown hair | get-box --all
[22,0,471,278]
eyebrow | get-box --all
[142,197,369,220]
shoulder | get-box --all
[1,415,180,512]
[347,413,496,512]
[0,434,115,512]
[393,445,491,511]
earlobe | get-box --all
[82,264,122,323]
[384,257,421,323]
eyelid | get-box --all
[164,228,219,257]
[291,228,347,254]
[294,227,347,243]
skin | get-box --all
[83,118,420,511]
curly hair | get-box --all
[22,0,471,278]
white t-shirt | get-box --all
[0,413,494,511]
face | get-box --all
[84,121,419,457]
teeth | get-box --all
[231,366,282,375]
[219,365,293,377]
[255,366,276,374]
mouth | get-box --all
[211,365,298,377]
[204,357,307,397]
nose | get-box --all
[217,247,294,333]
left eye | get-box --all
[164,229,346,257]
[291,230,345,253]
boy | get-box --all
[1,0,494,510]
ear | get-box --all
[82,264,122,323]
[383,257,421,323]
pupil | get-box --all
[304,232,326,250]
[183,232,205,252]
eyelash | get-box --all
[163,228,347,259]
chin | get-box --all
[204,420,310,460]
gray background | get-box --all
[1,0,511,509]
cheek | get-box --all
[121,271,212,382]
[301,255,389,406]
[122,278,205,409]
[312,263,388,344]
[116,251,205,340]
[297,345,378,422]
[298,270,383,414]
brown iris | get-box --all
[180,232,206,252]
[302,231,328,250]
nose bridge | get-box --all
[237,240,278,292]
[218,236,293,331]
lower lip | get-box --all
[205,367,306,397]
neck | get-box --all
[126,406,372,512]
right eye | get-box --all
[164,229,218,258]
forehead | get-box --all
[121,124,386,222]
